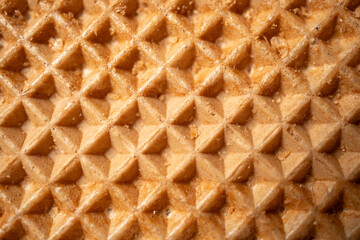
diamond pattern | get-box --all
[0,0,360,239]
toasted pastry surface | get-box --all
[0,0,360,239]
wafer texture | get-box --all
[0,0,360,239]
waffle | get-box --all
[0,0,360,239]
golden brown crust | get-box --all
[0,0,360,239]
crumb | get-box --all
[190,125,198,139]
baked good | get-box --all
[0,0,360,239]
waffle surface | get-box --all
[0,0,360,239]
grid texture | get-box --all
[0,0,360,239]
